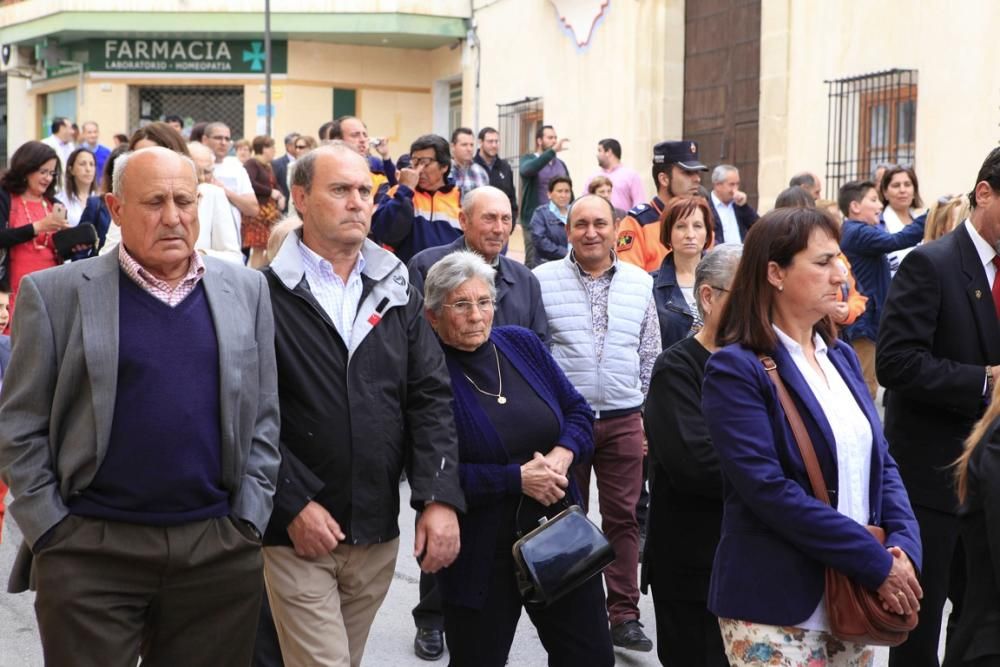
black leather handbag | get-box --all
[512,499,615,609]
[53,223,98,260]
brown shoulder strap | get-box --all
[758,354,832,506]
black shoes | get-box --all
[414,628,444,661]
[611,619,653,652]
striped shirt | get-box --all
[118,244,206,307]
[299,240,366,348]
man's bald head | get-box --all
[112,146,197,200]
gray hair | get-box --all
[423,250,497,314]
[112,147,197,198]
[461,185,510,217]
[788,171,817,189]
[711,164,738,184]
[693,243,743,319]
[290,140,362,193]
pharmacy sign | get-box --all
[89,39,287,74]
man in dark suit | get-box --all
[271,131,300,213]
[708,164,758,244]
[878,146,1000,666]
[0,147,280,666]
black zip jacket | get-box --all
[262,232,466,546]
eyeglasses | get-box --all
[412,157,438,168]
[210,135,232,142]
[710,285,729,293]
[36,169,57,178]
[295,144,309,150]
[442,299,495,315]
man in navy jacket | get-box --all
[878,147,1000,667]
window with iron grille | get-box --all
[497,96,543,198]
[825,69,917,195]
[129,85,245,140]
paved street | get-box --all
[0,473,938,666]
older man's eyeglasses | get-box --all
[210,135,232,142]
[442,299,495,315]
[412,157,438,168]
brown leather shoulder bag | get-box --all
[758,354,917,646]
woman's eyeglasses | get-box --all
[442,299,495,315]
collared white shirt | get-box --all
[711,191,742,245]
[965,218,997,287]
[42,135,74,174]
[773,324,873,632]
[214,157,254,233]
[298,239,365,348]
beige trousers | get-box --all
[851,337,879,400]
[263,539,398,667]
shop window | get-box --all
[825,69,917,195]
[129,86,244,140]
[497,96,544,197]
[333,88,356,118]
[42,87,76,140]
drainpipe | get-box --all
[466,0,480,128]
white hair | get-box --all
[112,147,197,198]
[711,164,738,184]
[424,251,497,313]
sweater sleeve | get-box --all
[370,185,416,249]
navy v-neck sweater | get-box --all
[69,272,230,524]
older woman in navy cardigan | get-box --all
[701,207,923,666]
[423,251,613,667]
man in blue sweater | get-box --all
[0,147,280,667]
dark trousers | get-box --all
[574,411,645,626]
[33,514,264,667]
[252,592,285,667]
[520,220,537,268]
[413,571,445,630]
[889,505,965,667]
[650,585,727,667]
[442,550,614,667]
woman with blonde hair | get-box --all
[924,195,967,243]
[946,386,1000,667]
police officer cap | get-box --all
[653,140,708,171]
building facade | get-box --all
[0,0,997,212]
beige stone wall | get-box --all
[472,0,685,198]
[759,0,1000,211]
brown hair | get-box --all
[879,165,924,209]
[588,175,613,194]
[659,196,714,249]
[716,207,840,352]
[956,381,1000,502]
[129,122,191,157]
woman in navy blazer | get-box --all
[652,196,715,349]
[702,207,923,665]
[423,251,613,667]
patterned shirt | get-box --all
[299,239,366,348]
[571,251,661,396]
[451,160,490,198]
[118,244,206,307]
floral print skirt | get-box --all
[719,618,875,667]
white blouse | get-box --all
[772,325,874,632]
[55,191,85,227]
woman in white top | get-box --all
[56,147,96,227]
[879,165,927,277]
[702,206,923,666]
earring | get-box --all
[778,284,784,292]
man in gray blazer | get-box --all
[0,147,280,667]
